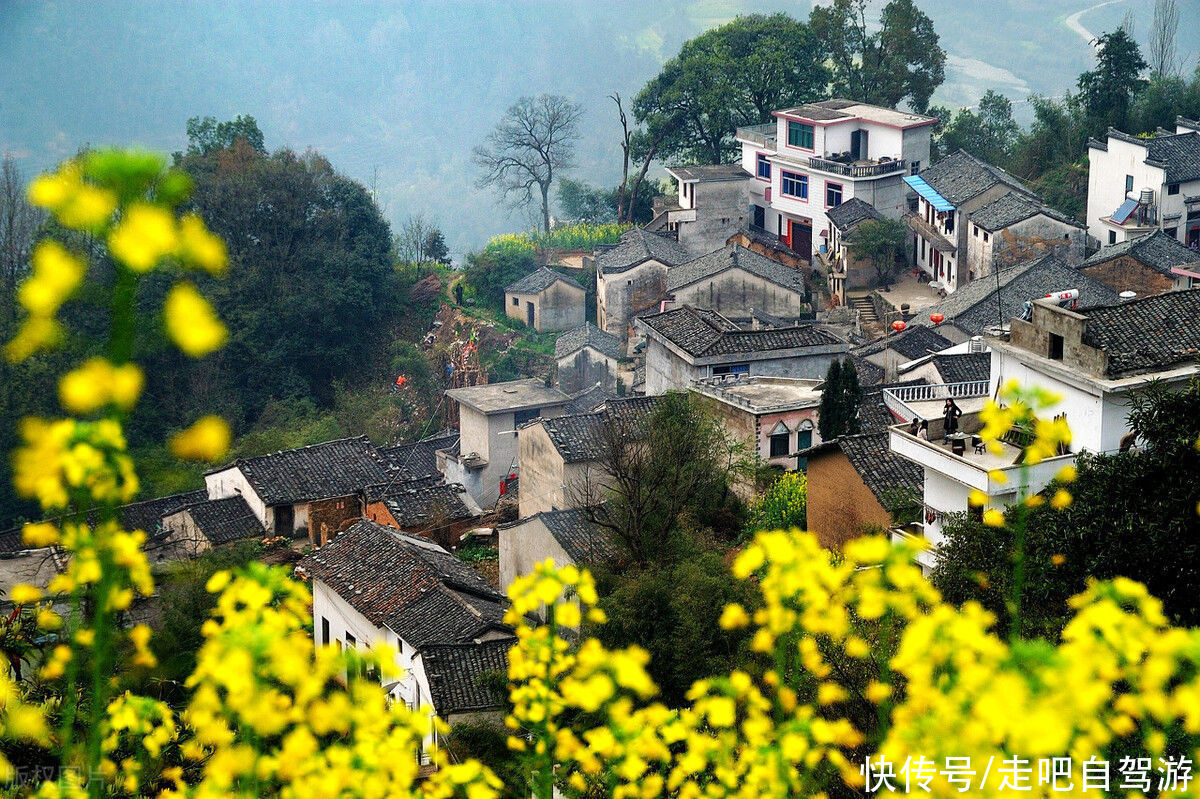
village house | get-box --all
[664,243,809,322]
[910,253,1119,343]
[1086,118,1200,248]
[380,430,460,483]
[853,325,956,383]
[441,379,571,508]
[803,431,923,550]
[504,266,586,333]
[297,519,512,746]
[1078,229,1200,296]
[363,478,483,548]
[555,322,622,395]
[905,150,1082,292]
[689,376,822,480]
[660,164,751,256]
[516,396,658,518]
[891,289,1200,550]
[498,507,621,595]
[822,197,884,305]
[159,495,266,560]
[735,99,936,261]
[636,306,847,394]
[595,227,690,343]
[204,436,393,545]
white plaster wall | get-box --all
[991,350,1107,451]
[205,466,268,528]
[1087,138,1165,244]
[499,516,575,594]
[922,468,970,546]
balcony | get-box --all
[736,123,776,148]
[882,381,989,422]
[889,411,1075,496]
[808,156,907,179]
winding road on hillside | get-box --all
[1064,0,1128,47]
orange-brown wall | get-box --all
[309,496,362,546]
[1078,255,1177,297]
[805,449,893,550]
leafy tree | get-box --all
[747,471,807,533]
[1008,94,1090,183]
[580,392,748,565]
[473,94,583,236]
[809,0,946,113]
[818,359,862,441]
[933,378,1200,637]
[557,178,617,224]
[633,13,827,165]
[180,114,266,158]
[847,217,906,291]
[422,228,449,265]
[462,240,538,312]
[936,91,1019,167]
[1077,28,1148,137]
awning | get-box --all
[904,175,955,212]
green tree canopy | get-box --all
[847,218,906,290]
[1077,28,1148,137]
[935,91,1019,167]
[633,13,827,165]
[817,358,862,441]
[181,114,266,158]
[809,0,946,113]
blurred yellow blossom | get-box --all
[108,202,177,272]
[164,281,227,356]
[169,415,231,462]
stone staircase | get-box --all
[848,296,878,324]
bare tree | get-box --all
[473,94,582,236]
[0,156,45,314]
[611,93,632,223]
[396,213,432,266]
[1147,0,1180,78]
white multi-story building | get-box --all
[1086,118,1200,248]
[890,289,1200,550]
[735,99,936,261]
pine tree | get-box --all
[818,358,862,440]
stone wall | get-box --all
[1078,254,1178,297]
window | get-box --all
[756,153,771,180]
[1048,333,1064,361]
[321,617,330,645]
[910,161,921,176]
[787,120,814,149]
[780,170,808,200]
[512,296,518,306]
[1168,183,1180,195]
[825,182,843,207]
[769,432,790,458]
[983,231,989,243]
[973,225,979,238]
[514,408,541,427]
[1109,230,1117,245]
[711,363,750,377]
[1125,175,1134,194]
[1166,227,1178,239]
[345,632,357,649]
[944,213,954,234]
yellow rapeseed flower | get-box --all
[1050,488,1072,510]
[718,603,749,630]
[178,214,228,274]
[982,508,1006,527]
[108,203,178,272]
[9,584,43,604]
[170,415,231,462]
[164,281,227,356]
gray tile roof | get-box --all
[850,356,886,387]
[838,432,924,507]
[667,164,749,182]
[1082,229,1200,275]
[505,266,583,295]
[381,431,459,482]
[826,198,884,232]
[854,325,954,361]
[666,244,807,294]
[539,508,623,565]
[555,323,623,360]
[563,383,614,414]
[1080,289,1200,377]
[223,437,394,507]
[913,254,1119,336]
[366,479,479,528]
[640,306,843,358]
[120,489,208,540]
[595,228,690,274]
[918,150,1034,206]
[1144,131,1200,184]
[180,496,266,545]
[298,519,508,648]
[421,639,513,716]
[536,396,661,464]
[970,192,1082,232]
[932,353,991,384]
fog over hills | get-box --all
[2,0,1197,259]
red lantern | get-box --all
[891,320,907,333]
[930,313,945,325]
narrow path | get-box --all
[1064,0,1127,47]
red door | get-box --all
[789,218,813,257]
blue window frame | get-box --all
[711,363,750,377]
[781,170,808,200]
[756,153,771,180]
[787,121,814,149]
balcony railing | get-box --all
[736,123,776,147]
[808,156,906,178]
[882,380,989,421]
